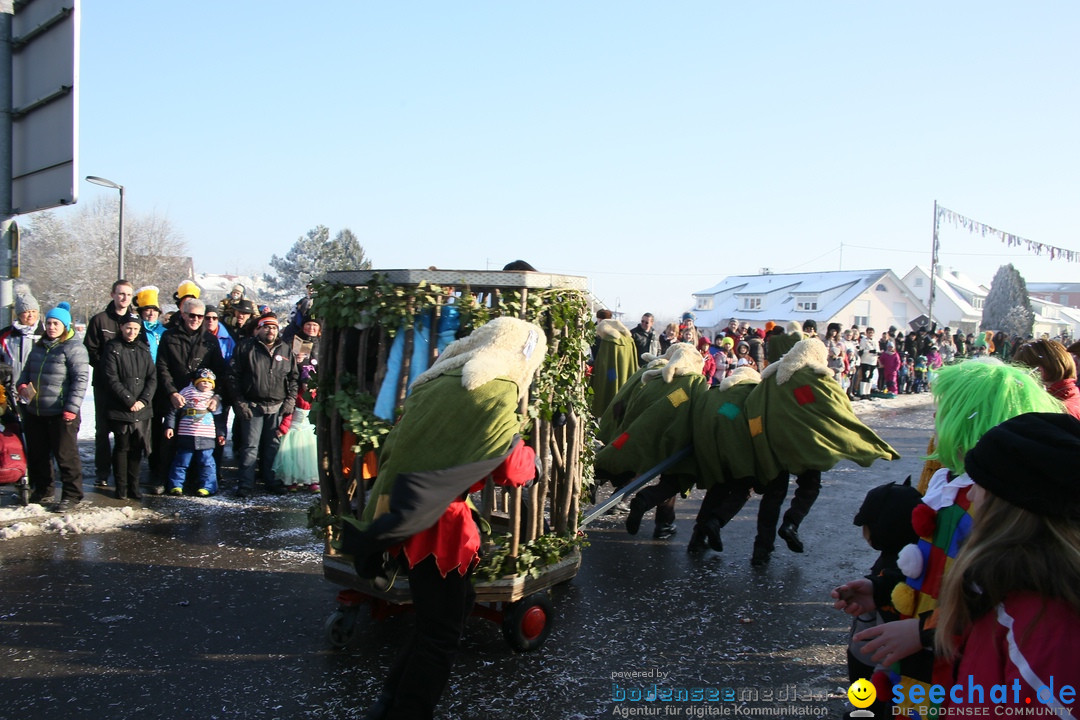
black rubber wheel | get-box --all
[324,608,359,649]
[501,592,553,652]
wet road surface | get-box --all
[0,398,933,719]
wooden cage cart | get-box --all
[313,269,592,651]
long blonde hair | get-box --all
[936,489,1080,658]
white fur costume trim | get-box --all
[411,316,547,401]
[595,318,632,341]
[640,342,704,384]
[760,337,830,385]
[718,366,761,391]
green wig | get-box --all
[929,358,1064,475]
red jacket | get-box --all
[949,592,1080,713]
[1049,378,1080,420]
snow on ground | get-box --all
[0,502,164,539]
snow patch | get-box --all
[0,503,163,539]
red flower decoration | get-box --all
[911,503,937,538]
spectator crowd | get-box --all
[0,280,322,512]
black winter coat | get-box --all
[156,324,232,406]
[102,337,156,423]
[230,337,298,415]
[84,302,129,379]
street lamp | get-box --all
[85,175,125,280]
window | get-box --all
[695,297,714,311]
[876,284,888,292]
[853,299,870,327]
[794,295,818,312]
[972,297,984,310]
[914,278,924,288]
[742,296,762,311]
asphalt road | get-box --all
[0,397,933,720]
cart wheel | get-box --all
[502,592,553,652]
[324,608,360,649]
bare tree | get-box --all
[20,198,189,322]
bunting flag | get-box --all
[937,204,1080,263]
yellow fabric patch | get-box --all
[892,583,916,617]
[748,415,763,437]
[667,387,690,407]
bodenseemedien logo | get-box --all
[847,679,876,717]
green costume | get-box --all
[765,327,803,364]
[745,341,899,481]
[692,372,761,490]
[590,319,639,417]
[594,344,704,487]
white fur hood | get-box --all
[411,316,547,400]
[718,365,761,390]
[595,318,632,342]
[760,337,830,385]
[639,342,704,384]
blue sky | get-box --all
[51,1,1080,321]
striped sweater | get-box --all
[167,384,222,439]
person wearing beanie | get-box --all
[280,313,321,369]
[841,477,923,717]
[101,312,156,500]
[0,283,45,405]
[84,279,136,489]
[229,311,297,497]
[164,368,225,497]
[934,412,1080,710]
[217,283,246,318]
[18,302,90,511]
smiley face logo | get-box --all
[848,678,876,709]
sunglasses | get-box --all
[187,313,204,319]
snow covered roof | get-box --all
[691,269,893,329]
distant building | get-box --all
[690,269,927,338]
[1027,282,1080,310]
[901,266,987,334]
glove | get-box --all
[234,402,253,421]
[62,411,77,422]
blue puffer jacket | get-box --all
[17,329,90,417]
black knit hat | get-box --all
[853,477,922,553]
[964,412,1080,519]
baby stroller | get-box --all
[0,417,29,506]
[0,365,29,506]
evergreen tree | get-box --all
[265,225,372,299]
[980,263,1034,337]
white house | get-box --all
[690,269,927,338]
[901,266,987,334]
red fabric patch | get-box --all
[793,385,815,405]
[954,486,972,512]
[920,546,947,599]
[490,441,536,488]
[612,432,630,450]
[911,504,937,538]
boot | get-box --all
[751,545,772,567]
[701,517,723,551]
[625,496,647,536]
[129,482,142,500]
[778,522,804,553]
[116,487,127,500]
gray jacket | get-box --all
[17,330,90,417]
